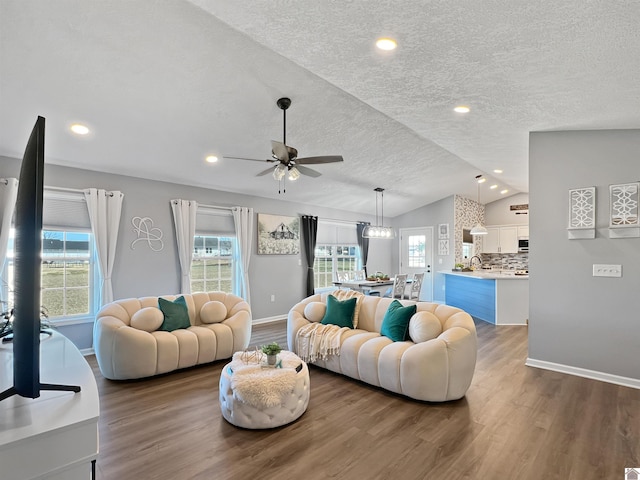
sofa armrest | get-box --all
[287,295,323,350]
[93,316,159,380]
[221,309,252,352]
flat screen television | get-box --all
[0,116,80,402]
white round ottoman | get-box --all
[219,350,310,429]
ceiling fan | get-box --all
[225,97,344,192]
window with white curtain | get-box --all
[1,189,99,322]
[191,206,236,294]
[312,220,360,290]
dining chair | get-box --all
[407,272,424,300]
[336,271,351,282]
[353,270,366,281]
[383,274,408,299]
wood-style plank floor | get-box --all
[88,320,639,480]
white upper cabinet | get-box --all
[482,225,520,253]
[517,225,529,238]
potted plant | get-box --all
[261,342,282,365]
[454,263,464,271]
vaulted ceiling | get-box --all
[1,1,639,216]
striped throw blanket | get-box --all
[295,322,348,363]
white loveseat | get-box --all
[94,292,251,380]
[287,293,477,402]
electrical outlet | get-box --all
[270,294,275,302]
[593,264,622,277]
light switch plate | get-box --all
[593,264,622,277]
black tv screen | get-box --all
[11,116,45,398]
[1,116,80,402]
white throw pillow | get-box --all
[408,311,443,343]
[131,307,164,332]
[303,302,326,323]
[200,300,227,324]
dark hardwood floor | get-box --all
[88,320,639,480]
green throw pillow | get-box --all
[381,299,417,342]
[321,295,356,329]
[158,296,191,331]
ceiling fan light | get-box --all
[288,166,300,180]
[273,165,285,181]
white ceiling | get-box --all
[1,1,639,217]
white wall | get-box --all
[528,130,640,385]
[485,192,529,226]
[1,155,389,348]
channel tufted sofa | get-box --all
[94,292,251,380]
[287,293,477,402]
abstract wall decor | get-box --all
[609,182,640,238]
[567,187,596,239]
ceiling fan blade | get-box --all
[271,141,289,162]
[296,165,322,178]
[295,155,344,165]
[224,156,275,163]
[256,166,276,176]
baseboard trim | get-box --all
[526,358,640,390]
[252,315,287,325]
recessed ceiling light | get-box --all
[490,184,498,189]
[493,169,503,174]
[454,106,470,113]
[376,38,397,51]
[205,155,218,163]
[500,189,509,194]
[70,123,90,135]
[477,177,487,183]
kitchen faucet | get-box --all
[469,255,483,269]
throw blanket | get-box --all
[295,323,348,363]
[229,351,300,409]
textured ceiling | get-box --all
[1,1,640,217]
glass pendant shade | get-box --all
[288,166,300,181]
[272,164,286,181]
[362,187,395,239]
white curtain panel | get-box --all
[0,178,18,285]
[232,206,253,306]
[171,199,197,294]
[84,188,124,305]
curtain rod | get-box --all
[318,217,366,227]
[196,203,235,211]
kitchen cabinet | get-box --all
[518,225,529,238]
[483,226,518,253]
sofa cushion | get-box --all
[408,311,443,343]
[321,295,356,328]
[381,299,416,342]
[304,302,326,323]
[200,300,227,324]
[130,306,164,332]
[158,296,191,331]
[330,290,364,328]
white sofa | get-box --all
[287,293,477,402]
[94,292,251,380]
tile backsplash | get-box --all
[480,252,529,270]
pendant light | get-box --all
[470,174,488,235]
[362,187,395,239]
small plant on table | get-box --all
[261,342,282,365]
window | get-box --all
[313,244,360,289]
[2,229,96,320]
[191,235,234,293]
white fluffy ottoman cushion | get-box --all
[219,351,310,429]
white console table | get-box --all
[0,331,99,479]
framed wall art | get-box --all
[257,213,300,255]
[438,223,449,239]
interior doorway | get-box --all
[399,227,433,301]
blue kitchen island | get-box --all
[442,271,529,325]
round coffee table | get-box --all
[219,350,310,429]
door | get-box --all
[399,227,433,301]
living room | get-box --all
[1,2,639,479]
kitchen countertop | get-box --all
[441,270,529,280]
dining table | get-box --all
[332,278,410,296]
